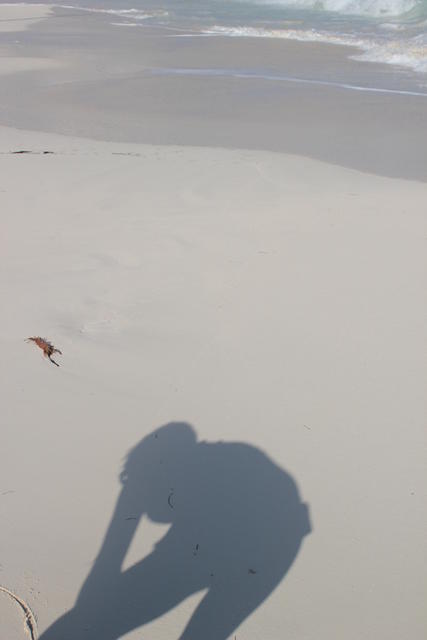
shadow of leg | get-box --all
[39,549,205,640]
[179,550,302,640]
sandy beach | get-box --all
[1,4,426,640]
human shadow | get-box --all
[40,422,311,639]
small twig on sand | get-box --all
[168,490,174,509]
[0,586,38,640]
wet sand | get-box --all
[0,6,426,180]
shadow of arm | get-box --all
[77,487,144,602]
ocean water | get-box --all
[59,0,427,73]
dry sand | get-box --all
[1,4,426,640]
[1,125,426,640]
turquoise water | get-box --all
[60,0,427,72]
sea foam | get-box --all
[237,0,420,18]
[202,24,427,73]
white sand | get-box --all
[0,56,59,75]
[0,588,30,640]
[1,124,426,639]
[0,4,56,75]
[0,4,52,32]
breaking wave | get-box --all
[203,21,427,72]
[58,5,168,21]
[237,0,423,18]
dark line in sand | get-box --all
[1,151,56,155]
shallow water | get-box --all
[57,0,427,73]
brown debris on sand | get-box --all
[26,336,62,367]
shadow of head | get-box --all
[121,421,311,539]
[39,421,311,640]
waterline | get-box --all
[150,67,427,98]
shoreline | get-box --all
[0,5,426,180]
[150,66,427,98]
